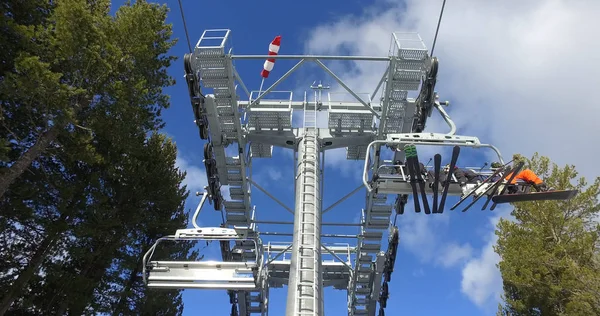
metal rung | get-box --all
[372,198,387,204]
[371,204,392,213]
[356,287,371,294]
[229,187,244,196]
[362,231,383,240]
[226,214,248,222]
[228,174,243,182]
[248,306,262,313]
[146,261,258,291]
[354,298,369,305]
[357,275,370,282]
[249,294,262,302]
[366,218,389,228]
[360,243,380,251]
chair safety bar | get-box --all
[143,227,263,290]
[362,133,504,193]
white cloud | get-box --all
[460,207,513,307]
[397,213,449,263]
[437,242,474,268]
[267,168,282,181]
[304,0,600,179]
[396,212,477,271]
[175,155,208,195]
[323,148,365,179]
[412,267,425,278]
[251,166,287,189]
[220,185,232,201]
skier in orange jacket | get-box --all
[502,167,549,192]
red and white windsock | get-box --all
[260,35,281,78]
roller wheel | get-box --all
[203,142,213,160]
[395,195,407,215]
[429,57,438,78]
[390,226,399,243]
[199,124,208,140]
[214,196,223,211]
[184,53,193,74]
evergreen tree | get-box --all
[0,0,175,199]
[0,0,198,314]
[495,153,600,315]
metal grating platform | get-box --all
[328,110,374,133]
[248,108,293,131]
[346,145,368,160]
[251,143,273,158]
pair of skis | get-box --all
[401,145,580,214]
[449,160,579,211]
[449,159,518,212]
[404,144,460,214]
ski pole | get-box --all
[479,162,488,171]
[424,157,433,168]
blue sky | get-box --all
[112,0,600,315]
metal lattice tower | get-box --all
[142,29,522,316]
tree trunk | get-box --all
[0,232,59,315]
[0,125,60,200]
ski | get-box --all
[432,154,442,213]
[409,146,431,214]
[450,160,513,211]
[488,162,525,211]
[437,146,460,213]
[459,167,510,212]
[478,162,523,211]
[491,189,578,204]
[404,146,421,213]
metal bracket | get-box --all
[192,190,209,229]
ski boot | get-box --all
[533,182,550,192]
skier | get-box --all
[489,161,550,193]
[503,167,549,193]
[427,164,480,196]
[445,164,482,196]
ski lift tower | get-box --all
[141,29,578,316]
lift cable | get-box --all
[430,0,447,57]
[177,0,193,53]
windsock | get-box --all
[260,35,281,78]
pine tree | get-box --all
[0,0,198,314]
[495,153,600,315]
[0,0,176,199]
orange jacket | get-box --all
[504,169,543,184]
